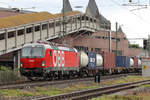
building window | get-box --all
[49,23,54,28]
[26,27,33,33]
[112,50,122,56]
[95,48,101,53]
[0,33,4,40]
[74,46,88,51]
[55,21,60,26]
[35,26,40,32]
[8,31,15,38]
[42,24,47,30]
[18,29,24,36]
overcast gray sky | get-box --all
[0,0,150,46]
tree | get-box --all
[129,44,140,48]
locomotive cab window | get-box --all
[21,46,45,58]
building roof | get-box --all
[0,7,24,18]
[86,0,110,27]
[0,12,55,29]
[0,11,22,18]
[118,26,124,33]
[0,11,81,29]
[86,0,99,18]
[55,11,81,18]
[61,0,73,12]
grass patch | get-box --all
[100,76,150,87]
[0,87,62,97]
[35,87,61,96]
[0,68,27,84]
[62,84,100,93]
[1,75,150,98]
[0,89,21,97]
[141,84,150,88]
[93,95,144,100]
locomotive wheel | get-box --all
[43,73,50,81]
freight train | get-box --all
[20,42,142,80]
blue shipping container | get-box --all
[87,52,96,68]
[116,56,130,67]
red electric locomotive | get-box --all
[20,42,79,80]
[20,42,142,81]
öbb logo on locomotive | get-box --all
[53,50,65,67]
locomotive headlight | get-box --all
[41,61,45,67]
[20,62,23,68]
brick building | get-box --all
[51,0,141,57]
[51,27,141,57]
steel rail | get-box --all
[33,79,150,100]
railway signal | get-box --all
[95,74,100,83]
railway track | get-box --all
[33,79,150,100]
[0,73,138,89]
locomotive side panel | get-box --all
[51,50,65,68]
[64,51,78,68]
[50,49,79,69]
[44,49,51,68]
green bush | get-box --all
[0,66,7,71]
[0,67,27,84]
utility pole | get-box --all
[62,0,67,45]
[116,22,118,56]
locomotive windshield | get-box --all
[21,46,44,58]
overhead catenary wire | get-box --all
[111,0,150,24]
[109,0,150,41]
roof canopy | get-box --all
[0,11,81,29]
